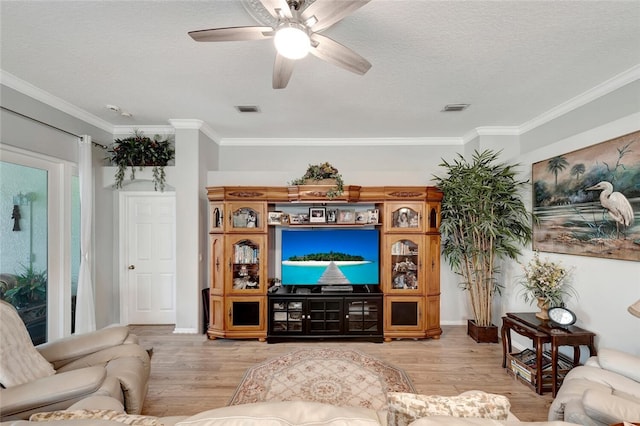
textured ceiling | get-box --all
[1,1,639,143]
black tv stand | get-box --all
[267,285,383,343]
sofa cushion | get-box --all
[598,348,640,383]
[0,300,55,387]
[175,400,382,425]
[387,391,511,426]
[582,388,640,425]
[29,409,160,425]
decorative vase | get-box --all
[536,297,550,320]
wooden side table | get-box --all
[501,312,597,396]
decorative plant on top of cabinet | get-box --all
[433,150,531,342]
[289,162,344,199]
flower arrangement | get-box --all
[109,130,174,191]
[289,162,344,198]
[520,252,576,307]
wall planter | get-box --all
[108,131,174,191]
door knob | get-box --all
[128,265,136,270]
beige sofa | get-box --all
[0,300,151,421]
[1,393,579,426]
[548,347,640,425]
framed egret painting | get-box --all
[532,130,640,262]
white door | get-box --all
[121,193,176,324]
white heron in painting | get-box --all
[586,181,634,237]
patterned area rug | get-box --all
[228,348,415,411]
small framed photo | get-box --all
[309,207,326,223]
[326,209,338,223]
[289,214,303,225]
[355,211,368,224]
[267,211,283,225]
[367,209,379,224]
[337,209,355,224]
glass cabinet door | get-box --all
[308,299,342,334]
[209,201,225,233]
[346,298,381,333]
[226,235,266,294]
[226,202,266,233]
[383,234,425,294]
[384,202,425,233]
[270,299,304,334]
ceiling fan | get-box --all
[188,0,372,89]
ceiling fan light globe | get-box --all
[274,25,310,59]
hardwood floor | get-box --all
[130,325,553,421]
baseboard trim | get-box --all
[173,327,198,334]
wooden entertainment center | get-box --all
[206,185,442,342]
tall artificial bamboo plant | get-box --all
[433,150,531,327]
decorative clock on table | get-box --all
[548,306,577,327]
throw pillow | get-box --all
[387,391,511,426]
[30,409,160,425]
[0,300,55,387]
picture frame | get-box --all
[326,209,338,223]
[289,213,309,225]
[289,214,303,225]
[532,130,640,261]
[232,207,258,228]
[267,211,283,225]
[355,211,368,224]
[367,209,379,224]
[393,208,418,228]
[309,207,326,223]
[337,209,355,224]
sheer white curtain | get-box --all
[75,135,96,333]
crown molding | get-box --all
[218,137,464,146]
[168,119,203,129]
[0,70,114,134]
[113,125,175,137]
[519,64,640,134]
[168,119,221,143]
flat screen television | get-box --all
[280,229,379,286]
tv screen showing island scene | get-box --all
[280,229,379,286]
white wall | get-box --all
[501,112,640,356]
[208,142,470,329]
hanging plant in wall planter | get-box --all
[289,162,345,199]
[109,131,175,191]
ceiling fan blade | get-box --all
[302,0,371,32]
[188,26,273,42]
[273,53,295,89]
[309,33,371,75]
[259,0,293,19]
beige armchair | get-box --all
[0,300,150,421]
[548,347,640,425]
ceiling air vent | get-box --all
[442,104,470,112]
[235,105,260,113]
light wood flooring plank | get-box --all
[130,325,553,421]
